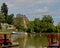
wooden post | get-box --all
[4,34,7,45]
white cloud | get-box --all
[0,0,60,15]
[0,0,59,10]
[36,7,48,13]
[27,7,51,15]
[27,6,60,16]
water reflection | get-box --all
[11,33,49,48]
[8,33,60,48]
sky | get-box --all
[0,0,60,25]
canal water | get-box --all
[10,33,60,48]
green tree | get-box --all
[6,14,14,24]
[42,15,54,24]
[40,22,48,32]
[1,3,8,16]
[41,15,56,32]
[27,21,34,33]
[13,18,24,31]
[34,18,41,33]
[57,22,60,32]
[40,22,56,33]
[46,23,56,32]
[1,3,8,23]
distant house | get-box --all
[7,25,16,30]
[1,23,16,31]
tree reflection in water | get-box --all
[4,33,60,48]
[13,33,49,48]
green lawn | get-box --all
[0,32,12,34]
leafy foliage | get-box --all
[1,3,8,16]
[56,22,60,32]
[27,21,34,33]
[6,14,14,24]
[42,15,54,23]
[34,18,41,33]
[13,18,24,31]
[1,3,8,23]
[26,15,57,33]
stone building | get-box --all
[16,14,29,28]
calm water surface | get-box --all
[11,33,59,48]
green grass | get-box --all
[0,29,12,34]
[0,32,12,34]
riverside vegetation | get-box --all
[0,3,60,33]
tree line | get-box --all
[0,3,60,33]
[26,15,57,33]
